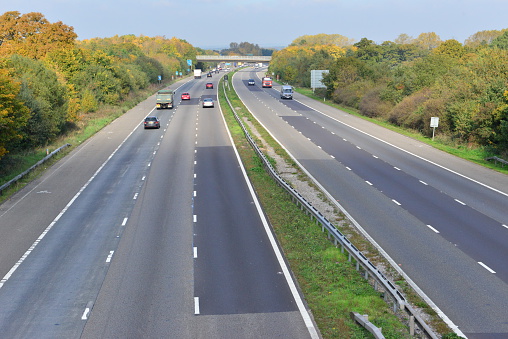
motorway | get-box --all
[233,67,508,339]
[0,74,317,338]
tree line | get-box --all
[269,32,508,156]
[0,11,201,164]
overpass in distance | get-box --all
[196,55,271,63]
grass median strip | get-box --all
[218,77,424,339]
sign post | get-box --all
[430,117,439,141]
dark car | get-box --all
[205,83,213,89]
[144,116,160,129]
[202,98,214,108]
[248,79,255,86]
[207,72,212,77]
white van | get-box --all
[280,85,293,99]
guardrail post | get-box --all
[409,315,415,335]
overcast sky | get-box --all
[3,0,508,49]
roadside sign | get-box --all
[311,70,329,90]
[430,117,439,140]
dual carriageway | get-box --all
[0,65,507,338]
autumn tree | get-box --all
[432,39,466,59]
[490,30,508,50]
[394,33,414,44]
[0,11,77,59]
[290,33,355,47]
[7,55,69,148]
[0,68,30,160]
[414,32,442,50]
[464,29,507,48]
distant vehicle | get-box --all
[202,98,214,108]
[280,85,293,99]
[205,83,213,89]
[144,116,160,129]
[207,72,212,77]
[248,79,255,86]
[181,92,190,100]
[156,90,174,109]
[262,77,273,88]
[194,69,202,79]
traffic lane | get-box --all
[0,117,166,338]
[194,146,297,315]
[192,88,313,338]
[278,102,508,225]
[232,73,508,335]
[194,77,297,314]
[283,115,508,280]
[81,95,198,338]
[0,77,190,280]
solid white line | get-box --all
[220,82,320,338]
[478,262,496,273]
[122,218,128,226]
[455,199,466,206]
[194,297,200,315]
[427,225,440,233]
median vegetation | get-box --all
[219,74,461,338]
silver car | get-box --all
[202,98,214,108]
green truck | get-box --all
[156,89,174,109]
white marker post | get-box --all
[430,117,439,141]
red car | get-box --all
[181,92,190,100]
[205,83,213,89]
